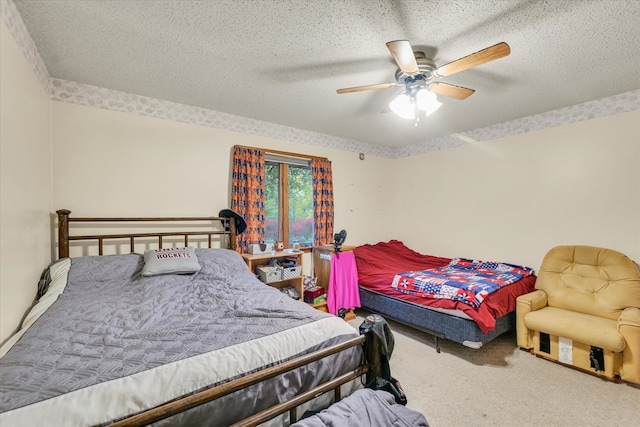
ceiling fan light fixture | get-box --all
[337,40,511,124]
[416,88,442,116]
[389,92,415,119]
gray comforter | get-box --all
[0,248,356,425]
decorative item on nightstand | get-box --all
[248,243,273,254]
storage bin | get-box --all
[257,266,281,283]
[281,265,302,280]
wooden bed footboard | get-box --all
[111,334,370,427]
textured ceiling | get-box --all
[12,0,640,148]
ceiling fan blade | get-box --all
[429,82,475,100]
[336,82,398,94]
[435,42,510,78]
[386,40,419,74]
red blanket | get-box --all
[353,240,537,333]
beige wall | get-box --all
[0,24,53,343]
[390,111,640,271]
[52,100,640,277]
[51,101,395,264]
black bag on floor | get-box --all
[359,314,408,405]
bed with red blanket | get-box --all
[353,240,536,350]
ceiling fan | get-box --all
[337,40,510,121]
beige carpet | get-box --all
[348,310,640,427]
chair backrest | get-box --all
[536,245,640,320]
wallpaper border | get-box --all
[3,0,639,159]
[1,0,51,95]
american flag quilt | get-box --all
[391,258,534,308]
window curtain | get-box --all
[231,146,266,253]
[311,159,334,246]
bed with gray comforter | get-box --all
[0,248,362,426]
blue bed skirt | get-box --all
[358,287,515,349]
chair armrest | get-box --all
[618,307,640,384]
[516,290,548,348]
[517,289,548,312]
[618,306,640,329]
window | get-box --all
[264,155,313,248]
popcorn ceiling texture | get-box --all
[3,0,639,159]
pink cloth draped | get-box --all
[326,251,361,315]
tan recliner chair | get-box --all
[516,245,640,384]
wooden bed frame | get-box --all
[54,209,377,427]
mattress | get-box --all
[0,248,362,426]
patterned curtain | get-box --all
[311,159,334,246]
[231,146,265,253]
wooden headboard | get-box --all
[56,209,237,259]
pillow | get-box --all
[141,246,201,276]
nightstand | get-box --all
[241,251,304,300]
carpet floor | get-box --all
[348,309,640,427]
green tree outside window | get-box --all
[265,161,313,247]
